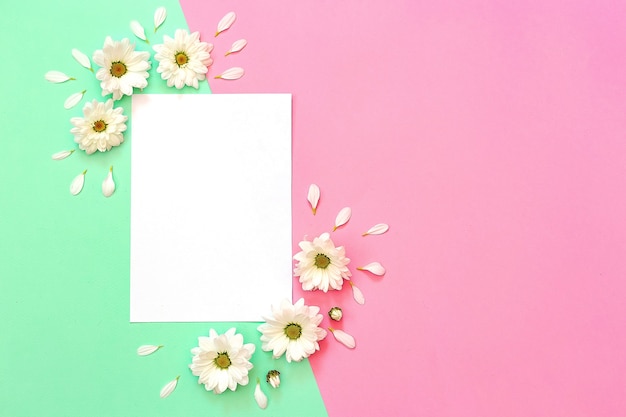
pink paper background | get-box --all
[181,1,626,416]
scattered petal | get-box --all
[45,70,74,83]
[328,307,343,321]
[254,378,268,409]
[154,7,167,32]
[70,170,87,196]
[64,90,86,110]
[350,282,365,305]
[215,11,236,36]
[160,376,179,398]
[333,207,352,231]
[102,166,116,198]
[362,223,389,236]
[137,344,163,356]
[51,150,74,160]
[130,20,148,43]
[266,370,281,389]
[307,184,320,215]
[357,262,386,276]
[329,328,356,349]
[72,48,93,72]
[225,39,247,56]
[214,67,245,80]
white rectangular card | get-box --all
[130,94,292,322]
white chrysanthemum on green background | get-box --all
[258,298,327,362]
[293,232,351,292]
[93,37,150,100]
[189,328,255,394]
[153,29,213,89]
[70,99,127,154]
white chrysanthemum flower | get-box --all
[257,298,327,363]
[93,37,150,100]
[70,99,127,154]
[189,328,255,394]
[293,232,351,292]
[153,29,213,89]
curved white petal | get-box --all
[70,170,86,196]
[136,344,162,356]
[225,39,247,56]
[51,150,74,160]
[154,7,167,32]
[307,184,320,215]
[329,328,356,349]
[72,48,92,72]
[102,166,116,197]
[64,90,85,110]
[159,376,179,398]
[350,282,365,305]
[45,70,74,83]
[130,20,147,42]
[254,379,268,409]
[362,223,389,236]
[216,11,236,36]
[358,262,386,276]
[333,207,352,231]
[214,67,244,80]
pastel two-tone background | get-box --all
[2,1,625,416]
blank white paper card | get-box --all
[130,94,292,322]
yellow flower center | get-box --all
[92,120,107,133]
[284,323,302,340]
[175,52,189,67]
[110,61,127,78]
[214,352,231,369]
[314,253,331,269]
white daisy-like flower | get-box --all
[257,298,327,363]
[153,29,213,89]
[293,232,351,292]
[70,99,127,154]
[93,37,150,100]
[189,328,255,394]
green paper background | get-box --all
[0,1,327,416]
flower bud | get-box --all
[328,307,343,321]
[266,370,281,388]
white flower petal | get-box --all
[51,150,74,160]
[160,376,179,398]
[154,7,167,32]
[214,67,245,80]
[64,90,85,110]
[362,223,389,236]
[136,344,162,356]
[254,379,268,409]
[329,328,356,349]
[70,170,86,196]
[350,282,365,305]
[215,11,236,36]
[102,166,116,198]
[45,70,74,83]
[333,207,352,231]
[307,184,320,215]
[72,48,93,72]
[130,20,147,42]
[357,262,386,276]
[225,39,247,56]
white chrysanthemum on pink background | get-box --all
[153,29,213,89]
[93,37,150,100]
[257,298,327,362]
[70,99,127,154]
[294,232,351,292]
[189,328,255,394]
